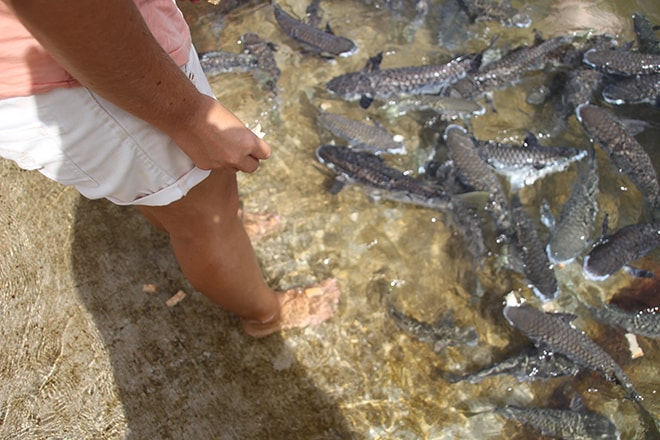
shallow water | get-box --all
[1,1,659,439]
[180,0,660,437]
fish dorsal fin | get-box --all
[325,23,335,35]
[366,52,383,72]
[522,131,539,148]
[551,311,578,324]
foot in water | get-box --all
[239,209,282,241]
[242,278,341,338]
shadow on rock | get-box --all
[71,197,355,439]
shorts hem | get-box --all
[108,167,211,206]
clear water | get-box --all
[182,1,660,438]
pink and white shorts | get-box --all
[0,46,212,206]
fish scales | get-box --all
[592,304,660,339]
[316,144,454,210]
[633,12,660,55]
[317,113,405,154]
[496,405,620,440]
[511,196,559,301]
[602,74,660,106]
[545,154,599,265]
[504,303,642,401]
[444,124,513,237]
[478,137,587,190]
[583,220,660,281]
[583,48,660,76]
[273,5,357,57]
[326,54,480,101]
[576,104,660,211]
[198,50,259,76]
[449,36,569,99]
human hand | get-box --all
[170,94,272,173]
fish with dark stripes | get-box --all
[576,104,660,212]
[477,133,587,191]
[543,152,599,265]
[447,35,571,99]
[633,11,660,55]
[388,303,478,353]
[315,144,454,210]
[504,303,642,401]
[583,48,660,76]
[496,399,620,440]
[602,74,660,107]
[583,219,660,281]
[326,51,481,108]
[510,194,559,301]
[444,346,581,384]
[590,303,660,339]
[317,112,406,155]
[273,4,357,58]
[443,124,514,239]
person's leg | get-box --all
[138,169,340,338]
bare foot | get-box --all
[238,209,282,241]
[242,278,341,338]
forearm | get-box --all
[3,0,201,136]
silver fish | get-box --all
[448,36,570,99]
[510,195,559,301]
[503,303,642,401]
[317,112,406,155]
[478,134,587,191]
[602,73,660,107]
[583,220,660,281]
[326,52,481,108]
[591,303,660,339]
[444,124,514,239]
[544,152,599,265]
[445,346,581,384]
[315,144,454,210]
[496,403,620,440]
[583,48,660,76]
[576,104,660,212]
[273,5,357,58]
[388,303,478,353]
